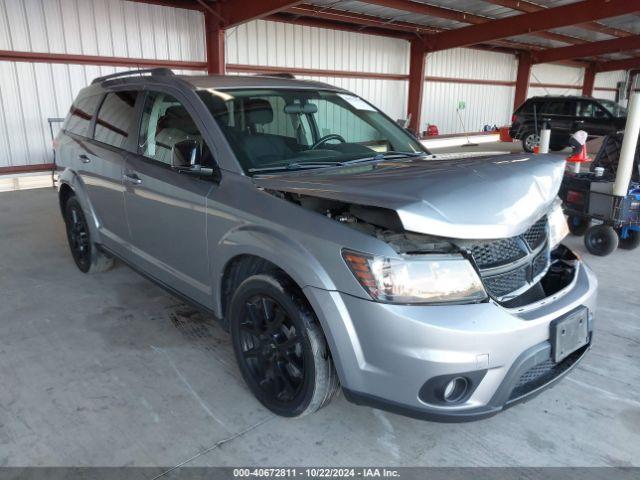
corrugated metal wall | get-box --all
[422,48,516,133]
[0,0,204,168]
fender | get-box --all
[210,223,339,318]
[57,168,103,245]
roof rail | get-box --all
[91,68,175,85]
[255,72,296,79]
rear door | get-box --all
[123,89,215,305]
[540,99,576,143]
[84,90,140,253]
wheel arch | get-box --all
[57,169,103,245]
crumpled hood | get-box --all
[253,153,566,239]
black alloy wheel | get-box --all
[239,294,306,404]
[64,197,92,272]
[229,273,338,417]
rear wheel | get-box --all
[522,131,540,153]
[568,215,591,236]
[63,196,114,273]
[584,224,618,256]
[229,273,338,417]
[617,228,640,250]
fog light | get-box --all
[443,377,468,403]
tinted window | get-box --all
[519,101,543,114]
[577,100,609,119]
[139,91,212,166]
[541,101,573,116]
[94,91,138,148]
[64,95,102,136]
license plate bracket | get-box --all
[550,307,589,363]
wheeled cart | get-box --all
[559,174,640,256]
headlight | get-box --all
[342,250,487,304]
[548,197,569,249]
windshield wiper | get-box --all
[340,151,427,165]
[249,161,343,173]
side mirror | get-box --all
[171,139,217,179]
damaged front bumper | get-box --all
[303,245,597,422]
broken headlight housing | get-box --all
[548,197,569,249]
[342,250,487,304]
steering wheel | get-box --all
[310,134,346,150]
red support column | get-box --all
[582,64,596,96]
[514,51,532,109]
[407,40,427,136]
[204,10,225,75]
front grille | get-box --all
[466,216,550,301]
[470,238,527,269]
[483,265,528,298]
[509,346,587,401]
[531,248,550,279]
[523,217,548,250]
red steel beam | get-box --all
[425,0,640,52]
[582,63,597,96]
[514,51,532,109]
[204,9,225,74]
[483,0,634,38]
[364,0,582,45]
[597,57,640,72]
[533,35,640,64]
[0,49,207,70]
[221,0,304,28]
[407,40,427,135]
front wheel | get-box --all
[63,196,114,273]
[229,273,338,417]
[617,228,640,250]
[584,224,619,256]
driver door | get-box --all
[123,90,215,306]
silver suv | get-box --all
[55,69,597,421]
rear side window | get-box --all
[541,101,573,116]
[94,91,138,148]
[64,95,102,136]
[518,101,542,114]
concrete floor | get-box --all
[1,185,639,468]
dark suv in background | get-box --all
[510,95,627,152]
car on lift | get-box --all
[55,69,597,421]
[510,95,627,153]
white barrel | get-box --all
[539,128,551,154]
[613,93,640,196]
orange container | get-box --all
[499,126,512,142]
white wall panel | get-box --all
[425,48,516,82]
[0,0,205,168]
[422,82,515,134]
[226,20,409,75]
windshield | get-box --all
[599,99,627,118]
[197,88,427,174]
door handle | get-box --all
[79,154,91,164]
[123,173,142,185]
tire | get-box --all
[568,215,591,236]
[63,196,114,273]
[617,228,640,250]
[229,273,338,417]
[584,224,619,256]
[522,131,540,153]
